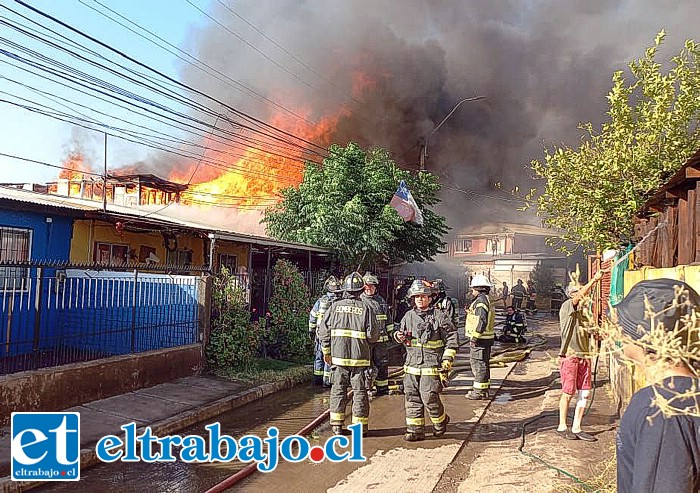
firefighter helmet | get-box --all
[433,279,448,293]
[342,272,365,293]
[323,275,342,293]
[407,279,433,298]
[470,274,491,288]
[363,273,379,286]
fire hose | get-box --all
[205,335,547,491]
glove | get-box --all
[441,359,452,372]
[324,354,332,365]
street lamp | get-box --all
[419,96,486,171]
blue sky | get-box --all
[0,0,208,183]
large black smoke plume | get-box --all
[175,0,699,234]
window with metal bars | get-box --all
[453,238,472,253]
[0,226,32,288]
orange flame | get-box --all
[175,107,344,208]
[59,152,93,181]
[57,152,96,196]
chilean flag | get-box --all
[389,180,424,225]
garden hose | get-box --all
[516,354,601,492]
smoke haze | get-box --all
[173,0,700,234]
[69,1,694,237]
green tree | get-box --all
[263,142,449,268]
[265,259,312,361]
[528,32,700,251]
[528,261,555,297]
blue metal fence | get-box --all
[0,264,200,375]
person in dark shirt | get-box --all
[613,279,700,493]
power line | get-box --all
[0,44,316,168]
[184,0,315,90]
[0,152,105,178]
[0,97,303,185]
[78,0,320,130]
[10,1,330,155]
[0,152,281,206]
[213,0,365,108]
[0,16,325,161]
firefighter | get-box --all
[550,282,566,315]
[394,277,415,324]
[511,279,526,309]
[393,279,458,442]
[525,280,538,315]
[465,274,495,400]
[361,272,394,396]
[318,272,379,436]
[497,306,527,344]
[309,276,342,386]
[432,279,459,327]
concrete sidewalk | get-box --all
[436,318,620,493]
[0,372,310,493]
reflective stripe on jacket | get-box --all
[308,293,337,331]
[504,313,526,334]
[466,293,495,340]
[317,297,379,367]
[397,307,458,371]
[360,292,394,341]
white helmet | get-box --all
[470,274,491,288]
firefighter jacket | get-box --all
[309,293,338,336]
[318,296,379,367]
[511,284,526,299]
[527,285,537,300]
[504,311,526,336]
[360,292,394,343]
[434,294,459,327]
[394,307,458,376]
[466,292,495,341]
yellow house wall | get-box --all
[615,264,700,408]
[70,219,206,265]
[214,241,250,270]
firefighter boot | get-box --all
[466,390,489,400]
[433,415,451,437]
[404,430,425,442]
[375,386,390,396]
[331,425,344,436]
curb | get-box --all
[1,370,312,493]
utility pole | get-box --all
[419,96,485,172]
[103,133,107,212]
[419,140,427,172]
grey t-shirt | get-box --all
[558,298,592,357]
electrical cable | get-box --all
[0,8,330,166]
[0,51,319,172]
[183,0,315,90]
[0,97,303,185]
[77,0,321,129]
[0,152,105,178]
[0,26,324,162]
[11,0,330,155]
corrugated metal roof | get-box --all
[0,185,99,211]
[640,147,700,212]
[0,186,331,253]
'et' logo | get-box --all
[11,412,80,481]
